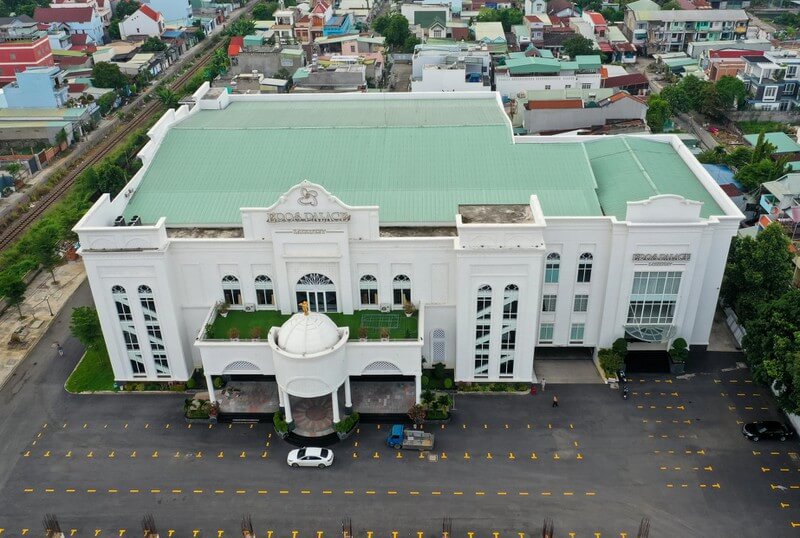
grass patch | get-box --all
[737,120,792,135]
[207,309,418,341]
[65,346,116,393]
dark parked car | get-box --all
[742,421,795,442]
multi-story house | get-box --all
[118,5,165,40]
[34,6,105,45]
[624,7,749,54]
[140,0,193,27]
[0,66,68,108]
[50,0,112,26]
[0,16,55,86]
[494,54,602,98]
[738,50,800,111]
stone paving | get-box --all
[351,381,416,413]
[0,260,85,390]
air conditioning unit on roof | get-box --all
[379,303,391,313]
[244,303,256,312]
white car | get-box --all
[287,447,334,468]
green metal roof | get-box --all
[575,55,602,70]
[414,10,446,28]
[123,98,725,226]
[744,132,800,155]
[506,57,561,75]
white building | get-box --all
[411,44,491,92]
[140,0,193,27]
[118,5,165,40]
[74,89,743,427]
[495,54,602,98]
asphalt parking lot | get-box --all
[0,284,797,537]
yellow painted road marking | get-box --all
[214,490,225,494]
[151,489,161,494]
[236,490,246,495]
[193,489,203,494]
[410,491,420,495]
[344,490,354,495]
[432,491,441,495]
[366,490,376,495]
[23,488,33,493]
[541,492,552,496]
[172,489,182,494]
[130,489,139,494]
[259,490,268,495]
[388,490,397,495]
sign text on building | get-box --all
[267,211,351,223]
[632,253,691,262]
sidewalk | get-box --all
[0,260,86,390]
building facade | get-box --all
[624,8,749,54]
[118,5,166,40]
[739,50,800,111]
[495,54,602,99]
[74,90,742,417]
[0,18,55,86]
[0,66,68,108]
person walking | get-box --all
[541,377,546,392]
[55,342,64,357]
[552,395,558,408]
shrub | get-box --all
[186,377,197,390]
[421,375,430,388]
[443,378,454,389]
[213,376,223,389]
[612,338,628,358]
[432,362,446,380]
[425,408,448,420]
[184,399,212,419]
[334,412,359,433]
[490,383,506,392]
[358,326,368,339]
[250,326,262,339]
[273,411,288,433]
[170,383,186,392]
[422,389,435,404]
[598,348,624,378]
[669,337,689,363]
[228,327,240,339]
[379,327,390,339]
[133,383,145,391]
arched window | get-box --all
[138,284,169,377]
[222,275,242,305]
[112,285,145,377]
[500,284,518,377]
[474,285,492,378]
[254,275,274,306]
[392,274,411,306]
[577,253,593,283]
[359,274,378,306]
[296,273,337,313]
[545,253,560,283]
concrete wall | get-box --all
[523,97,646,133]
[231,50,304,78]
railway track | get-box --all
[0,39,222,252]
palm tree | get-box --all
[155,87,179,109]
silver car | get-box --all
[286,447,334,468]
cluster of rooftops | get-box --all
[121,94,725,228]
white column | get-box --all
[415,373,422,404]
[278,387,285,408]
[332,390,340,424]
[344,377,352,409]
[284,391,293,424]
[206,373,216,404]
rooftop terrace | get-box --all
[122,94,725,227]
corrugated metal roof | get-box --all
[744,132,800,155]
[123,97,726,226]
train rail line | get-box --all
[0,40,222,251]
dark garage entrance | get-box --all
[625,350,670,373]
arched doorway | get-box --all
[295,273,337,313]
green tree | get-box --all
[182,73,206,95]
[402,34,421,53]
[715,75,747,110]
[721,222,792,324]
[115,0,140,18]
[743,289,800,413]
[70,306,102,348]
[724,146,754,170]
[85,163,127,197]
[155,86,179,109]
[659,83,691,114]
[372,13,413,50]
[193,28,206,42]
[561,35,595,58]
[476,7,523,31]
[225,17,256,36]
[108,18,121,40]
[140,37,167,52]
[735,156,791,191]
[698,83,725,119]
[696,146,726,164]
[661,0,681,8]
[92,62,130,90]
[252,1,278,19]
[5,162,21,179]
[29,223,61,283]
[273,67,291,80]
[679,74,708,111]
[645,95,671,133]
[55,128,68,146]
[751,131,777,163]
[0,273,26,318]
[97,91,117,115]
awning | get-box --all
[624,325,676,343]
[598,42,613,52]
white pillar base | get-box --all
[415,373,422,404]
[284,390,293,424]
[344,377,352,413]
[332,389,341,424]
[205,373,216,404]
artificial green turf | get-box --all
[207,309,418,341]
[65,346,116,393]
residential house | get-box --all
[447,20,470,41]
[50,0,112,26]
[118,5,166,40]
[401,4,451,40]
[52,48,94,70]
[228,42,305,78]
[547,0,579,18]
[141,0,193,27]
[292,63,366,91]
[739,51,800,111]
[756,173,800,239]
[294,0,331,44]
[323,14,354,37]
[34,7,104,45]
[0,105,96,146]
[519,89,647,134]
[0,16,55,86]
[601,72,649,93]
[704,49,749,81]
[624,7,749,55]
[494,53,602,98]
[411,43,491,91]
[744,132,800,161]
[161,28,198,55]
[273,8,300,43]
[336,0,371,25]
[541,26,577,55]
[583,11,607,39]
[525,0,546,14]
[319,52,385,85]
[686,38,771,59]
[474,22,507,53]
[0,66,68,108]
[315,34,385,55]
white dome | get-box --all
[276,312,341,355]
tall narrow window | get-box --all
[569,323,585,344]
[393,274,412,307]
[474,285,492,378]
[577,253,593,283]
[500,284,518,377]
[222,275,242,305]
[542,294,557,312]
[254,275,274,306]
[113,286,145,377]
[544,253,560,283]
[539,323,554,344]
[573,294,589,312]
[360,274,379,306]
[139,285,169,377]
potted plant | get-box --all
[669,337,688,375]
[403,297,416,318]
[208,401,220,421]
[407,403,426,429]
[219,302,230,318]
[358,326,368,341]
[379,327,390,341]
[228,327,240,340]
[250,326,262,340]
